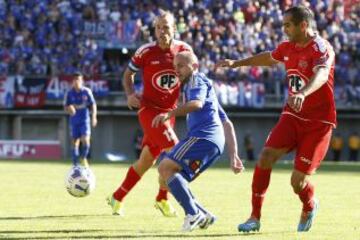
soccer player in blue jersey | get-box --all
[152,51,244,231]
[64,72,97,167]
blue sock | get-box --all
[80,143,90,159]
[72,146,80,165]
[167,173,198,215]
[188,189,208,215]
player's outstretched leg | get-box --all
[166,173,205,231]
[297,198,319,232]
[106,195,124,216]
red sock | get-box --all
[251,165,272,220]
[113,166,141,201]
[298,182,314,212]
[156,188,168,201]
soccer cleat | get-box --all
[199,212,217,229]
[154,200,177,217]
[297,198,319,232]
[238,218,261,232]
[106,195,124,216]
[182,212,206,232]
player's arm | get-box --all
[123,67,141,109]
[288,49,335,112]
[215,52,278,69]
[90,103,97,127]
[219,104,244,174]
[151,100,202,128]
[63,92,76,116]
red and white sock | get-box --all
[251,165,272,220]
[113,166,141,201]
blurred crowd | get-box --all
[0,0,359,106]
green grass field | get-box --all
[0,160,359,240]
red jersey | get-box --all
[129,40,192,111]
[271,36,336,127]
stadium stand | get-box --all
[0,0,358,108]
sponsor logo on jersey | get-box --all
[288,74,306,93]
[152,69,179,92]
[151,60,160,65]
[284,56,289,61]
[300,156,311,164]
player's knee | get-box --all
[290,173,306,194]
[158,159,178,181]
[257,149,276,169]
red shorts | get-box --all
[138,107,178,158]
[265,114,333,174]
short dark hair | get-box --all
[285,5,314,26]
[73,71,83,78]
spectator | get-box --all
[244,132,255,161]
[330,132,343,161]
[348,131,360,161]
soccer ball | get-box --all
[65,166,96,197]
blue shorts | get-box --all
[70,122,91,139]
[164,137,221,182]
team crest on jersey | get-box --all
[152,69,179,92]
[189,160,201,173]
[298,59,308,70]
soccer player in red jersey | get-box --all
[106,10,193,217]
[216,5,335,232]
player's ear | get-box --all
[300,21,307,31]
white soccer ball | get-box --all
[65,166,96,197]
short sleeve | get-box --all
[188,78,208,104]
[218,103,228,122]
[271,42,288,63]
[311,39,334,72]
[87,89,96,105]
[128,45,147,72]
[64,91,71,106]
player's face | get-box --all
[283,14,303,42]
[174,56,193,83]
[72,76,83,91]
[155,16,175,46]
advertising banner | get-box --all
[0,140,62,160]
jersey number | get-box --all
[163,128,176,142]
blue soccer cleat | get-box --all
[297,198,319,232]
[238,218,261,232]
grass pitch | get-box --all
[0,160,359,240]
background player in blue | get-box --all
[152,51,244,232]
[64,72,97,167]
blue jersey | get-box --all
[64,87,95,126]
[182,72,227,152]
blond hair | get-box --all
[175,51,199,66]
[154,9,176,27]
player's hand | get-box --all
[67,105,76,116]
[127,93,141,110]
[215,59,235,71]
[152,113,170,128]
[230,155,245,174]
[287,93,305,112]
[92,117,97,127]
